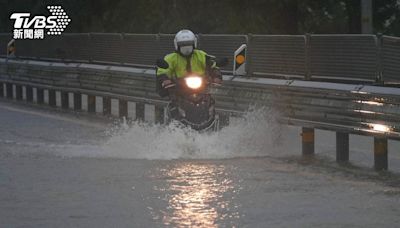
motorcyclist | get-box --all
[156,29,222,98]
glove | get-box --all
[162,79,175,89]
[156,74,174,98]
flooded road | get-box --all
[1,100,400,227]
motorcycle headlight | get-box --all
[185,76,203,89]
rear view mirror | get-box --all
[156,58,169,69]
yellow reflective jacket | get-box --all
[157,49,217,79]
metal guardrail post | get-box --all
[88,95,96,112]
[376,33,383,84]
[61,91,68,109]
[336,132,349,162]
[301,127,315,155]
[305,33,311,80]
[37,88,44,104]
[15,85,22,100]
[74,93,82,110]
[26,86,33,102]
[49,89,56,107]
[245,34,253,77]
[12,84,16,99]
[136,103,145,121]
[6,83,12,98]
[155,105,164,124]
[119,100,128,118]
[103,97,111,115]
[374,137,388,171]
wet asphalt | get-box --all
[1,100,400,228]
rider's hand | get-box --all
[162,79,175,89]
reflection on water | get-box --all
[159,163,240,227]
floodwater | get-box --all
[1,100,400,227]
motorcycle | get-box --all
[156,58,227,132]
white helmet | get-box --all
[174,29,197,56]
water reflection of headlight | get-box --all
[160,163,239,227]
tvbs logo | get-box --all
[10,6,70,39]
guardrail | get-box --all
[1,33,400,84]
[1,58,399,171]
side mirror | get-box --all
[216,57,229,67]
[156,58,169,69]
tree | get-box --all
[1,0,400,36]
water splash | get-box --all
[101,106,294,160]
